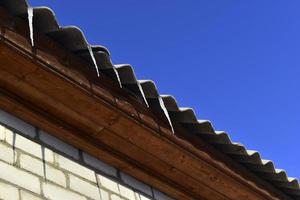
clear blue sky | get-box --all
[28,0,300,179]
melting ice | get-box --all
[87,45,100,77]
[159,96,174,133]
[113,67,122,88]
[137,82,149,107]
[27,7,34,47]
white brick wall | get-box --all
[0,125,5,141]
[111,194,122,200]
[0,181,19,200]
[69,174,101,200]
[140,195,152,200]
[20,190,43,200]
[98,174,120,194]
[20,154,66,187]
[43,182,87,200]
[100,188,110,200]
[15,134,54,163]
[0,111,175,200]
[57,155,96,183]
[0,142,15,164]
[0,160,41,194]
[119,184,135,200]
[0,124,14,145]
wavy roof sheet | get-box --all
[1,0,299,199]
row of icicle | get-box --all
[26,7,174,133]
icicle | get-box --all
[87,45,100,77]
[27,7,34,47]
[158,96,174,133]
[113,67,122,88]
[137,82,149,107]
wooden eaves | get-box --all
[0,7,293,200]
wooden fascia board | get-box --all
[0,13,292,200]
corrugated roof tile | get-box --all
[1,0,299,198]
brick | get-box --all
[98,174,119,194]
[0,143,15,164]
[99,189,110,200]
[119,184,135,200]
[69,174,101,200]
[153,189,175,200]
[134,193,140,200]
[111,194,122,200]
[120,172,152,196]
[139,194,152,200]
[0,124,5,141]
[0,110,36,138]
[0,181,19,200]
[83,152,117,177]
[39,130,79,159]
[20,190,43,200]
[135,193,141,200]
[1,125,14,145]
[0,160,40,194]
[20,154,66,187]
[15,135,54,163]
[57,155,96,182]
[43,182,86,200]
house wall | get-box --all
[0,109,174,200]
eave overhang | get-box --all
[0,7,294,200]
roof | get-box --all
[1,0,299,199]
